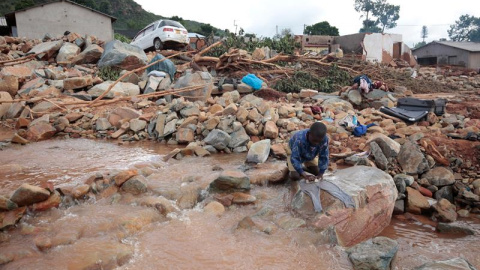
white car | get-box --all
[131,20,189,51]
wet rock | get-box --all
[193,146,210,157]
[394,174,414,186]
[457,209,470,218]
[422,167,455,187]
[418,186,433,198]
[28,40,63,60]
[98,40,148,70]
[246,162,288,184]
[34,235,53,251]
[307,166,397,247]
[163,119,177,137]
[210,170,250,192]
[214,194,234,207]
[72,185,90,199]
[88,81,140,98]
[204,201,225,215]
[413,258,477,270]
[246,139,271,164]
[370,141,388,170]
[11,133,29,145]
[56,42,80,63]
[398,140,429,175]
[436,222,475,236]
[121,175,148,195]
[113,169,138,186]
[204,129,231,150]
[406,187,430,215]
[136,196,176,215]
[231,192,256,204]
[30,191,61,211]
[0,207,26,229]
[237,216,277,234]
[0,195,17,211]
[177,185,201,209]
[347,236,398,270]
[0,164,24,175]
[432,198,457,223]
[10,184,50,207]
[176,128,194,144]
[276,215,306,230]
[72,44,104,64]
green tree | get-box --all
[372,0,400,33]
[359,19,382,33]
[238,27,245,36]
[98,0,112,14]
[414,41,426,49]
[304,21,339,36]
[170,16,184,24]
[354,0,375,21]
[448,14,480,42]
[199,23,215,36]
[421,25,428,42]
[15,0,35,10]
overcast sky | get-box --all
[135,0,479,47]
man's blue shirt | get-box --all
[288,129,329,175]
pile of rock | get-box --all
[417,67,480,91]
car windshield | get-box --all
[163,20,186,29]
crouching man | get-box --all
[287,122,329,183]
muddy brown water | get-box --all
[0,139,479,270]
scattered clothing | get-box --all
[299,179,355,213]
[311,106,322,115]
[353,123,376,137]
[372,80,388,91]
[147,71,167,77]
[353,75,372,94]
[288,129,329,175]
[339,114,358,129]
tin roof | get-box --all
[414,41,480,52]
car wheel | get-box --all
[154,38,163,50]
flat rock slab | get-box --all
[347,236,399,270]
[413,258,477,270]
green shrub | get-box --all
[98,66,122,81]
[114,33,131,43]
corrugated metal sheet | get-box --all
[418,41,480,52]
[0,17,7,27]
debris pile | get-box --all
[0,34,480,242]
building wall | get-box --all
[413,43,471,67]
[14,1,113,41]
[334,33,366,54]
[468,52,480,70]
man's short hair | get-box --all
[310,122,327,138]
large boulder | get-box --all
[228,127,250,148]
[0,76,19,96]
[204,129,231,150]
[10,184,50,207]
[347,236,398,270]
[88,81,140,99]
[174,71,213,102]
[422,167,455,187]
[98,40,148,70]
[209,170,250,192]
[26,122,56,141]
[398,140,429,175]
[246,139,271,164]
[413,258,477,270]
[56,42,81,63]
[72,44,104,64]
[28,40,63,60]
[295,166,397,247]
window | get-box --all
[133,30,145,41]
[164,20,186,29]
[144,25,155,35]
